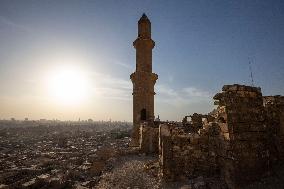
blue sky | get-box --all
[0,0,283,121]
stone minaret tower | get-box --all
[130,14,158,146]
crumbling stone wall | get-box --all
[182,113,205,133]
[213,84,270,188]
[139,84,284,188]
[139,122,159,154]
[159,123,218,181]
[190,113,203,130]
[264,96,284,161]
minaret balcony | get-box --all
[133,38,155,49]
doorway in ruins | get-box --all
[141,108,146,121]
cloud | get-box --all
[113,61,133,70]
[91,72,132,101]
[155,85,215,119]
[0,16,31,33]
[156,84,178,98]
[166,73,174,83]
[89,71,212,104]
[182,87,211,97]
[156,84,212,106]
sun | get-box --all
[47,68,88,105]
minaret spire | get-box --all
[140,13,148,20]
[130,14,158,146]
[137,13,151,39]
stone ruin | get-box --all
[136,84,284,188]
[130,14,284,188]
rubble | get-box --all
[96,155,161,189]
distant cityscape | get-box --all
[1,118,131,124]
[0,120,132,188]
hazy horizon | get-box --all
[1,0,284,121]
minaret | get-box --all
[130,14,158,146]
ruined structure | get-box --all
[130,15,284,188]
[158,85,284,188]
[213,85,269,188]
[130,14,158,146]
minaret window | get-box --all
[141,108,147,121]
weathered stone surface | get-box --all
[130,14,158,146]
[159,123,218,181]
[263,95,284,161]
[139,122,159,154]
[156,85,283,189]
[213,84,271,188]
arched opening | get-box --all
[141,108,147,121]
[218,117,226,123]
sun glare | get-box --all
[47,68,88,105]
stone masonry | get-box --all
[156,85,284,188]
[139,121,159,154]
[130,14,158,146]
[159,123,218,181]
[263,95,284,161]
[213,84,269,188]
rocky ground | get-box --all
[96,154,160,189]
[95,149,228,189]
[95,148,284,189]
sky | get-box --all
[0,0,284,121]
